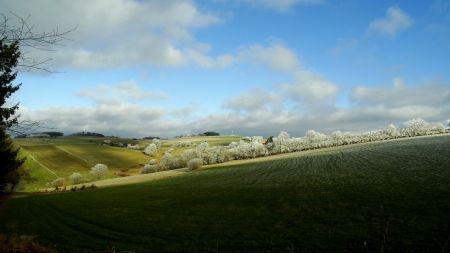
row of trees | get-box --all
[141,118,449,174]
[52,163,109,187]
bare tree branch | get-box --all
[0,12,75,73]
[1,12,75,135]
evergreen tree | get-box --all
[0,40,24,193]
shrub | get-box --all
[69,172,83,185]
[181,149,198,165]
[51,178,65,188]
[187,158,203,170]
[386,124,400,138]
[197,142,209,153]
[403,118,429,136]
[89,164,109,180]
[148,159,158,165]
[144,143,157,156]
[152,138,161,149]
[141,164,159,174]
[160,153,180,170]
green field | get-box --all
[1,135,450,252]
[15,136,241,191]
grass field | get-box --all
[14,136,241,191]
[2,135,449,252]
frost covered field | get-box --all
[1,135,450,252]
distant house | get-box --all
[103,140,111,144]
[127,144,140,150]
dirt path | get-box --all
[41,168,189,191]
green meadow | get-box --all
[1,135,449,252]
[15,136,241,191]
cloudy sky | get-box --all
[2,0,450,138]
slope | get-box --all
[1,135,449,252]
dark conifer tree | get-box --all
[0,40,24,193]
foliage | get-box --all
[187,158,203,170]
[403,118,428,136]
[141,164,159,174]
[70,131,104,137]
[0,14,72,193]
[143,136,160,140]
[160,152,178,170]
[51,178,65,188]
[0,40,24,193]
[144,143,157,156]
[16,132,64,138]
[201,131,220,136]
[89,164,108,180]
[152,138,161,149]
[147,118,448,171]
[69,172,83,185]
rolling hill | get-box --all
[15,136,241,191]
[1,135,449,252]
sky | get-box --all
[1,0,450,138]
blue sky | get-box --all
[2,0,450,137]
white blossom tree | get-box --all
[152,139,161,149]
[273,131,291,154]
[69,172,83,184]
[160,152,179,170]
[187,158,203,170]
[144,143,158,156]
[51,178,65,188]
[89,164,109,180]
[331,131,344,146]
[386,124,400,138]
[305,130,328,149]
[403,118,429,136]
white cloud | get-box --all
[351,78,450,108]
[76,80,168,105]
[238,44,300,73]
[187,49,234,68]
[368,6,413,37]
[282,70,338,105]
[0,0,227,69]
[18,104,172,137]
[238,43,338,106]
[17,78,450,138]
[241,0,324,11]
[223,88,282,112]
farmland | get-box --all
[1,135,449,252]
[15,136,241,191]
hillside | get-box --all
[15,136,241,191]
[1,135,449,252]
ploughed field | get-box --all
[1,135,449,252]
